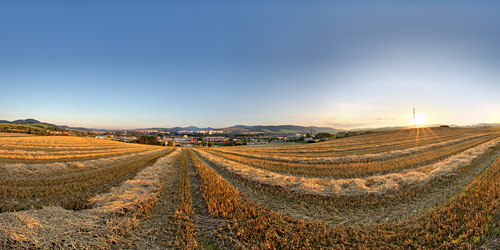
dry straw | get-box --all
[216,133,494,164]
[0,148,166,175]
[196,137,500,197]
[0,148,181,249]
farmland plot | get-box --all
[2,127,500,249]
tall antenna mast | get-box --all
[413,107,416,127]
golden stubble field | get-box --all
[1,127,500,249]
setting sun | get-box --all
[414,113,428,126]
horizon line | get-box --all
[2,118,498,131]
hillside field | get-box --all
[1,127,500,249]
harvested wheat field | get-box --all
[2,127,500,249]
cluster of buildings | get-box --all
[132,129,169,134]
[92,133,301,147]
[47,130,73,135]
[91,128,339,147]
[177,130,223,135]
[95,135,138,143]
[161,136,230,146]
[94,133,231,147]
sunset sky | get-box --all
[1,1,499,129]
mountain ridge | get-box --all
[2,118,499,135]
[0,119,343,135]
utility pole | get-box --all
[413,107,416,127]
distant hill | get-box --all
[0,119,99,133]
[0,119,66,135]
[350,123,500,131]
[4,118,498,135]
[57,125,109,132]
[3,119,344,135]
[136,125,342,135]
[225,125,343,135]
[465,123,500,128]
[0,119,107,132]
[1,119,56,129]
[10,118,43,124]
[167,126,215,132]
[138,126,215,133]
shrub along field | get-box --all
[1,127,500,249]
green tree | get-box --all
[201,140,206,147]
[139,135,161,145]
[208,140,214,147]
[314,132,335,140]
[167,140,174,147]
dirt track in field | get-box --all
[123,150,223,249]
[120,153,182,249]
[187,151,223,249]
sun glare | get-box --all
[414,113,428,126]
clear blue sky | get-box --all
[1,1,499,129]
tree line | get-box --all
[139,135,162,145]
